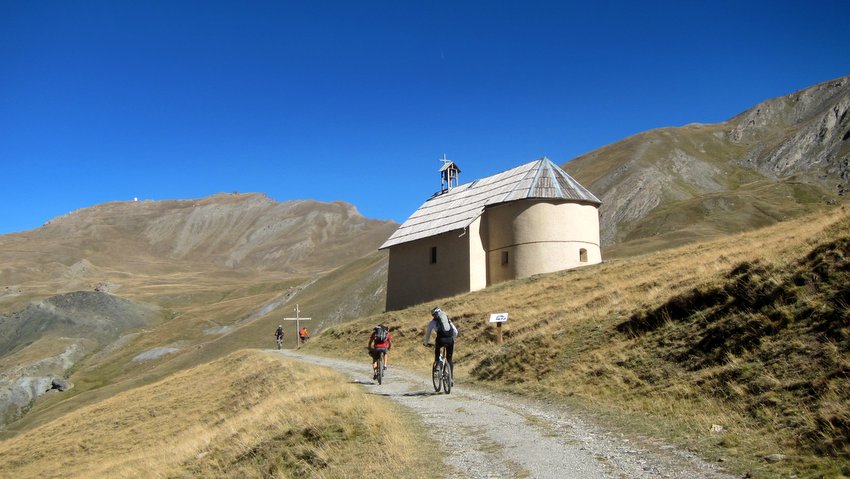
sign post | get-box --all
[283,304,312,348]
[489,313,509,344]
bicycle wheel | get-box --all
[432,361,442,392]
[443,361,452,394]
[377,355,384,385]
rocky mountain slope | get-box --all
[0,194,397,429]
[565,75,850,255]
[0,193,396,308]
[0,291,159,424]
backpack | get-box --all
[374,325,388,343]
[435,311,453,338]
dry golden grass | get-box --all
[307,205,850,479]
[0,349,437,479]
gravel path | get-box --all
[278,350,736,479]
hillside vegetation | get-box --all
[0,350,437,478]
[0,195,395,431]
[0,249,394,436]
[306,206,850,479]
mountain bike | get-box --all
[431,344,452,394]
[276,336,283,350]
[369,347,387,385]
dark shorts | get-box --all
[434,337,454,364]
[370,347,388,360]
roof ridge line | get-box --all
[544,160,565,197]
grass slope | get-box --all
[2,249,387,436]
[0,350,437,478]
[616,228,850,466]
[305,205,850,479]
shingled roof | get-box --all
[380,157,601,249]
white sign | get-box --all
[489,313,509,323]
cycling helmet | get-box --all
[431,307,441,317]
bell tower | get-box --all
[439,154,461,193]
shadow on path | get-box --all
[349,379,444,397]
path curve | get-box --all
[278,350,735,479]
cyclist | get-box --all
[275,324,284,349]
[367,324,392,379]
[299,326,310,343]
[424,307,458,375]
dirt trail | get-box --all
[279,350,735,479]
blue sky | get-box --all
[1,1,848,234]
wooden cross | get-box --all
[283,304,312,347]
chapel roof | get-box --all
[380,157,601,249]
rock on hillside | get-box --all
[0,291,159,425]
[566,75,850,250]
[0,291,159,356]
[728,76,850,184]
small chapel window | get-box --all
[579,248,588,262]
[501,251,509,266]
[430,246,438,264]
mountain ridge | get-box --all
[25,192,395,272]
[564,75,850,254]
[0,193,397,309]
